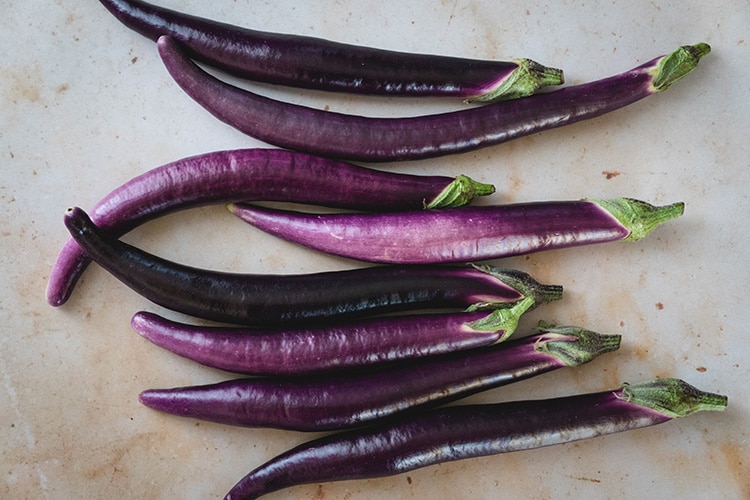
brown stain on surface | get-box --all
[720,442,750,498]
[7,68,42,104]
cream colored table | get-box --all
[2,1,748,498]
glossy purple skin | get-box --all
[158,35,657,162]
[63,208,527,325]
[138,332,573,432]
[224,389,670,499]
[46,148,464,307]
[132,310,504,375]
[230,201,629,264]
[99,0,519,97]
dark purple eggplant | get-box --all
[224,378,726,499]
[138,322,621,431]
[229,198,684,264]
[98,0,562,102]
[131,296,534,375]
[157,35,709,162]
[62,207,561,325]
[46,148,493,307]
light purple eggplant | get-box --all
[138,323,621,431]
[223,378,726,499]
[131,295,535,375]
[46,148,493,307]
[229,197,684,264]
[63,207,562,325]
[158,35,709,162]
[98,0,563,102]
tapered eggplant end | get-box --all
[590,198,684,242]
[424,174,496,209]
[466,295,534,341]
[63,207,92,237]
[650,43,711,92]
[534,322,621,367]
[468,265,563,308]
[138,389,176,413]
[467,58,564,103]
[619,378,727,418]
[130,311,158,340]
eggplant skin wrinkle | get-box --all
[63,207,547,325]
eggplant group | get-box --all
[46,3,728,500]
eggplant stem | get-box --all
[617,378,728,418]
[590,197,684,241]
[533,323,622,367]
[650,43,711,92]
[470,265,564,308]
[466,58,565,103]
[424,174,496,209]
[465,296,534,339]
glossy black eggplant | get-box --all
[99,0,562,101]
[62,207,561,325]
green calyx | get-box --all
[650,42,711,92]
[466,58,564,103]
[534,321,622,367]
[465,295,535,341]
[590,197,685,241]
[466,265,564,310]
[425,174,496,209]
[618,378,728,418]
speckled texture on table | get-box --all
[1,1,748,499]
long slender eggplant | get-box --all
[229,198,684,264]
[224,378,727,499]
[62,207,561,325]
[46,148,493,307]
[158,35,709,162]
[138,323,621,431]
[132,296,535,375]
[98,0,563,102]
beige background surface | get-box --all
[2,1,749,498]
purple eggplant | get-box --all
[98,0,563,102]
[158,35,709,162]
[224,378,726,499]
[46,148,493,307]
[138,322,621,431]
[131,295,535,375]
[62,207,561,325]
[229,198,684,264]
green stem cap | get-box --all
[465,295,535,341]
[650,43,711,92]
[590,197,685,241]
[618,378,728,418]
[466,265,564,309]
[425,174,496,209]
[467,58,565,103]
[534,322,622,366]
